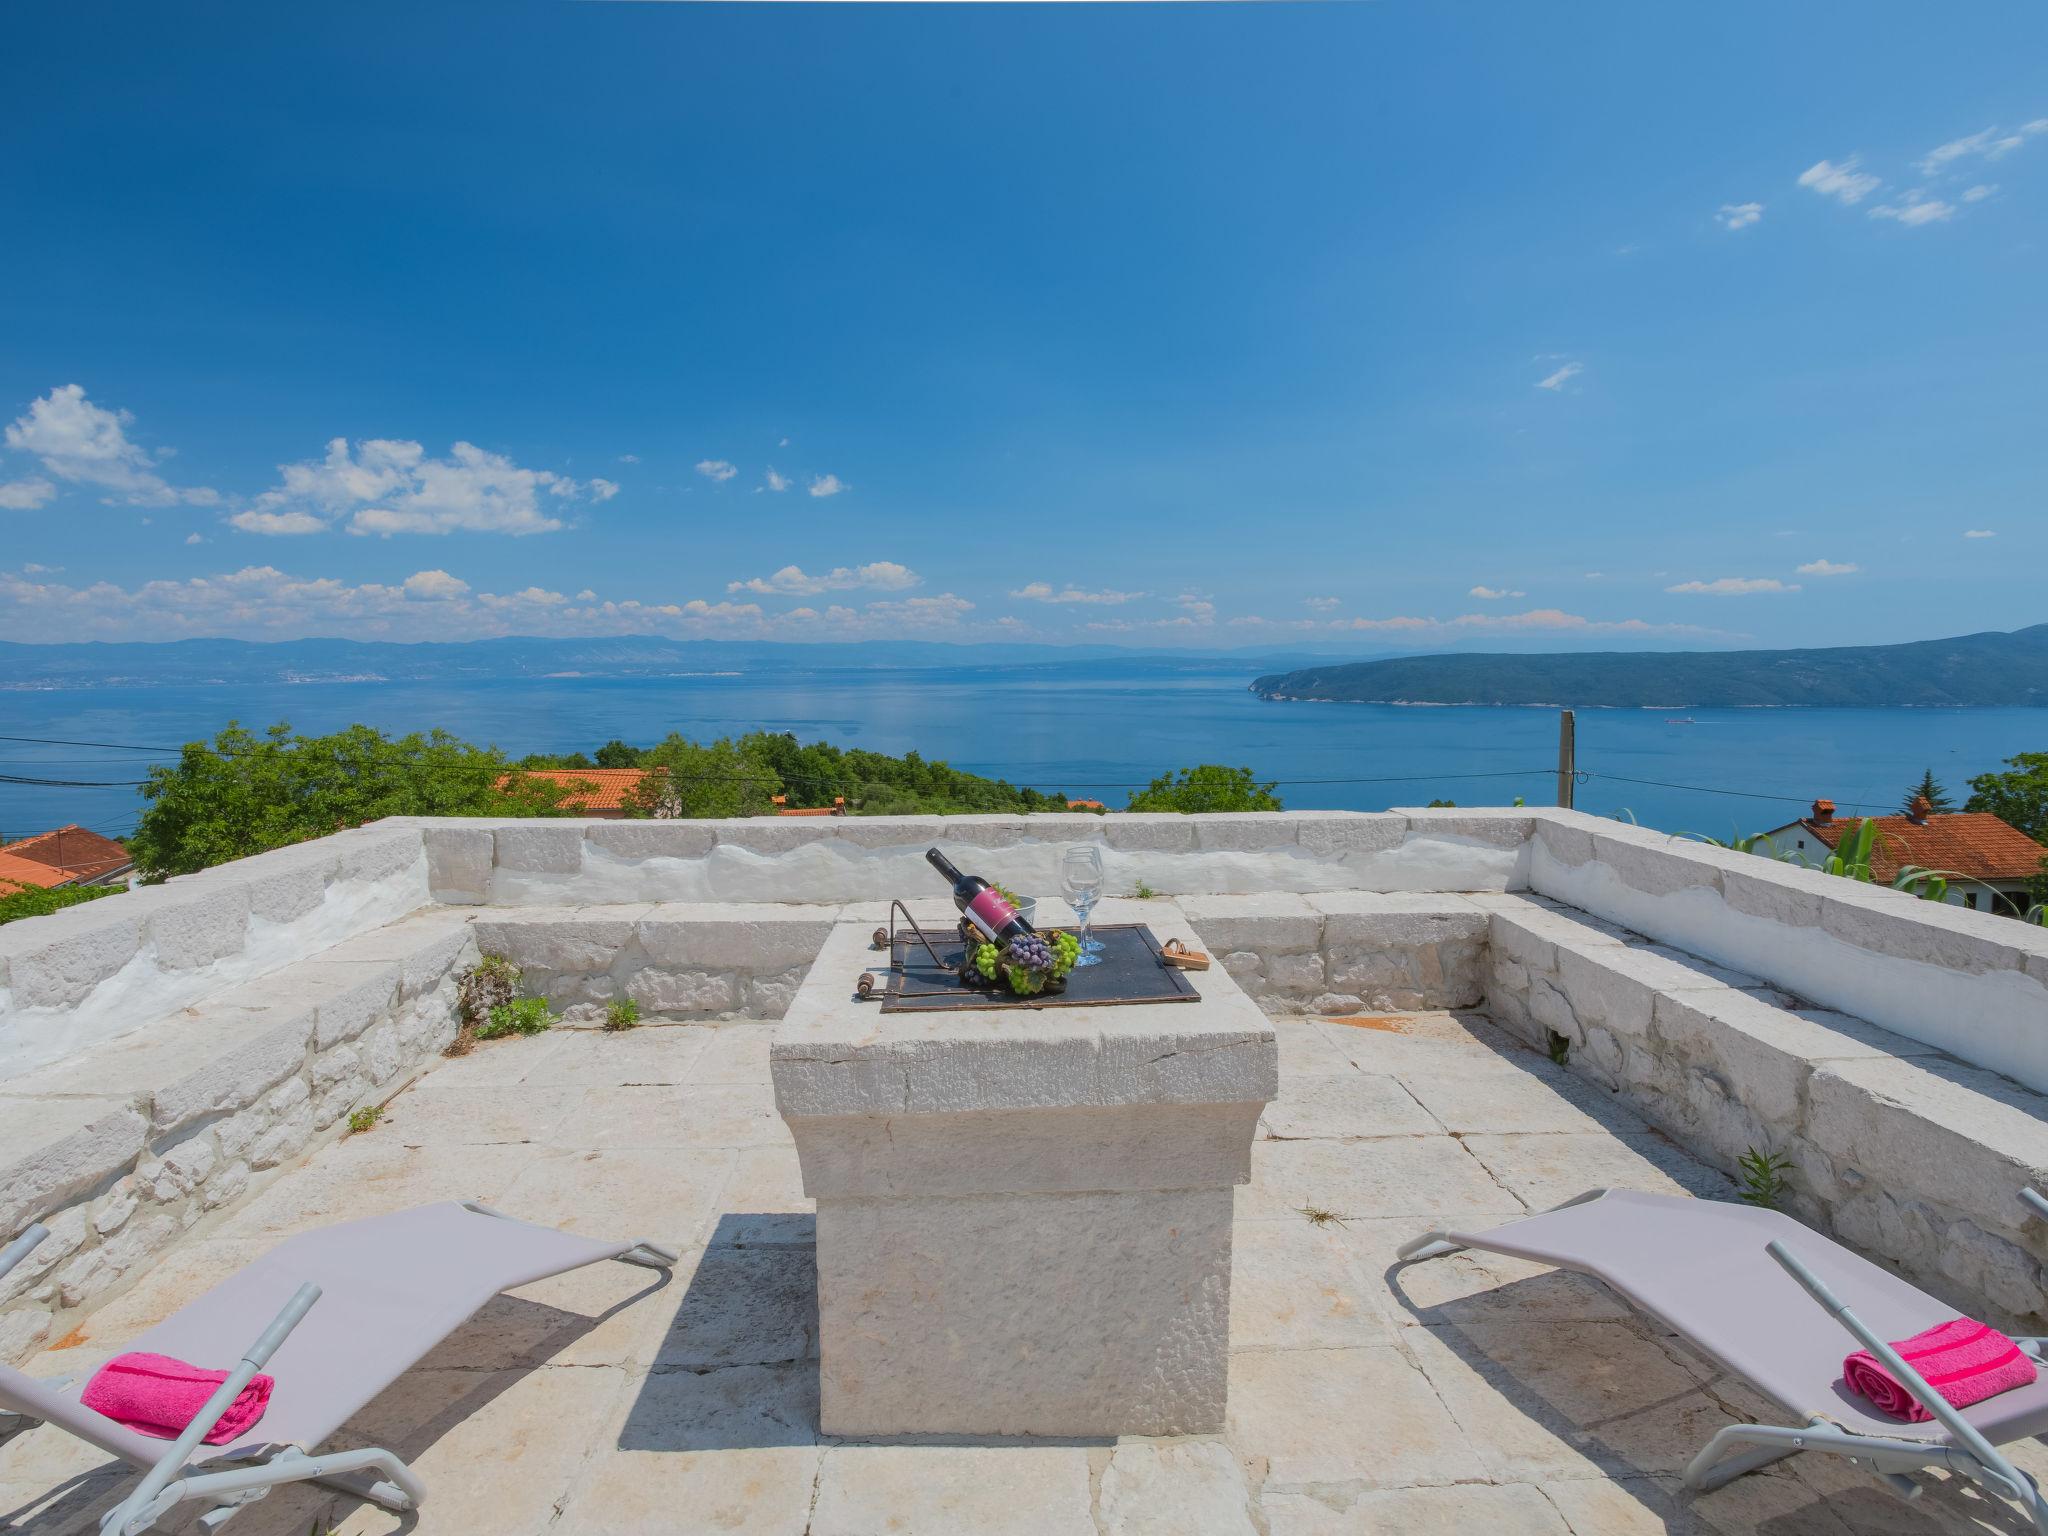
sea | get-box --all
[3,664,2042,845]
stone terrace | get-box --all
[4,811,2048,1533]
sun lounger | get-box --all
[0,1201,675,1535]
[1396,1187,2048,1531]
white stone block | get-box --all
[423,824,494,900]
[1292,813,1407,858]
[0,896,150,1009]
[1102,816,1196,853]
[815,1186,1233,1437]
[0,1096,149,1235]
[636,909,832,971]
[1807,1056,2048,1246]
[1192,814,1297,852]
[1180,892,1321,956]
[146,887,253,971]
[583,820,717,860]
[627,968,738,1013]
[493,823,586,875]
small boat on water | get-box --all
[1665,716,1697,725]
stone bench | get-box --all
[0,908,476,1361]
[468,903,836,1020]
[1484,895,2048,1331]
[1180,891,1491,1014]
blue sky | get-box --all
[2,3,2043,652]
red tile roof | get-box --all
[0,825,132,889]
[1801,813,2047,884]
[501,768,649,811]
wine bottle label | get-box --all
[965,887,1018,939]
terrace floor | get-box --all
[5,1009,2042,1535]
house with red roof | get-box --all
[497,768,654,818]
[0,825,135,893]
[1758,797,2046,916]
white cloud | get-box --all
[1963,184,1998,203]
[726,561,920,596]
[1291,608,1719,638]
[1303,596,1341,612]
[617,454,640,464]
[1798,157,1882,206]
[5,384,219,507]
[1468,585,1527,600]
[695,459,738,482]
[808,473,846,498]
[1176,592,1216,623]
[403,568,470,600]
[1009,582,1145,605]
[1795,559,1860,576]
[1917,120,2048,177]
[1535,362,1583,391]
[184,532,204,546]
[763,467,791,492]
[235,437,605,538]
[1870,196,1956,226]
[229,509,327,536]
[1665,576,1800,595]
[1716,202,1764,230]
[0,476,57,511]
[859,593,972,627]
[1965,528,1997,539]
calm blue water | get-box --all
[3,666,2042,844]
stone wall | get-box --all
[469,904,834,1022]
[1180,892,1490,1014]
[0,825,432,1079]
[1522,811,2048,1094]
[407,809,1534,907]
[1484,895,2048,1332]
[0,909,476,1362]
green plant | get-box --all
[1426,798,1458,809]
[1126,765,1282,814]
[479,997,556,1039]
[1129,880,1158,900]
[605,998,642,1032]
[453,954,522,1052]
[346,1104,385,1135]
[1546,1030,1570,1065]
[1298,1204,1351,1228]
[1736,1147,1794,1209]
[0,881,119,928]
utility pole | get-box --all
[1556,710,1576,810]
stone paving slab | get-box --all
[0,1012,2026,1536]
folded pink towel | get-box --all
[1843,1318,2038,1423]
[80,1352,274,1445]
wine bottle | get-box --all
[926,847,1036,943]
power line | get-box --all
[1579,772,1894,813]
[0,773,153,788]
[0,734,184,752]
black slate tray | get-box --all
[880,923,1201,1012]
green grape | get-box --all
[1005,964,1045,995]
[975,942,1000,980]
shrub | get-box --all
[479,997,556,1039]
[0,882,118,928]
[1125,765,1282,814]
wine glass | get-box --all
[1059,845,1105,966]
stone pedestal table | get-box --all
[770,903,1277,1438]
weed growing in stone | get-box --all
[346,1104,384,1135]
[1737,1147,1794,1209]
[451,953,524,1055]
[480,997,556,1039]
[1546,1030,1571,1066]
[605,998,642,1032]
[1130,881,1158,900]
[1298,1204,1351,1228]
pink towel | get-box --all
[1843,1318,2038,1423]
[80,1352,274,1445]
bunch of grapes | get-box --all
[1047,929,1081,978]
[972,941,1001,981]
[1006,933,1054,972]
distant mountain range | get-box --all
[0,635,1347,688]
[1252,625,2048,709]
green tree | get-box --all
[1126,765,1283,814]
[1902,768,1954,815]
[129,722,569,878]
[0,882,118,927]
[594,739,643,768]
[622,734,786,819]
[1965,753,2048,843]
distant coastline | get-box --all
[1253,625,2048,710]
